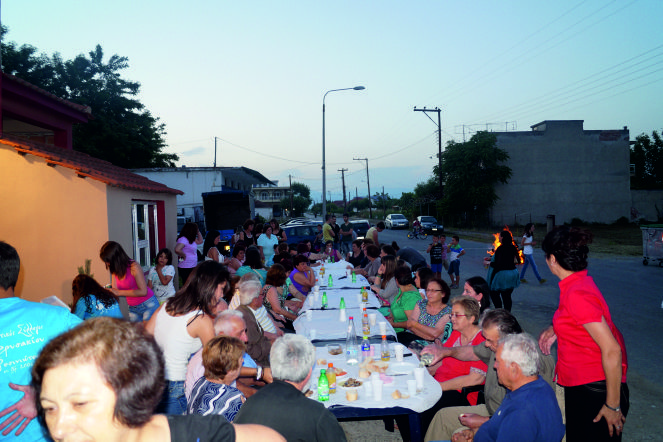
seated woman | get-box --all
[297,241,324,264]
[203,230,225,263]
[235,247,267,285]
[350,244,381,283]
[370,255,398,311]
[405,277,452,344]
[148,248,177,304]
[384,266,422,345]
[462,276,491,313]
[227,246,246,275]
[321,240,343,263]
[32,317,285,442]
[262,264,301,326]
[188,336,246,421]
[288,254,316,300]
[71,274,124,320]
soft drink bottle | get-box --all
[318,369,329,401]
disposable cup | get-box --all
[379,322,387,335]
[407,379,417,397]
[395,344,405,362]
[313,286,320,294]
[372,379,383,401]
[356,293,362,304]
[306,310,313,321]
[414,367,426,391]
[369,313,377,327]
[363,380,373,396]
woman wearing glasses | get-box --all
[404,277,452,344]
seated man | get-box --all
[452,334,565,442]
[234,334,347,442]
[185,310,273,401]
[236,280,275,367]
[423,309,555,442]
[349,244,381,283]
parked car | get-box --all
[351,219,371,240]
[385,213,409,229]
[417,215,443,234]
[283,223,319,245]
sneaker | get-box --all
[520,279,528,283]
[539,279,547,284]
[450,284,458,289]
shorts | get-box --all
[448,259,460,276]
[431,263,442,273]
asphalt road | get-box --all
[376,227,663,441]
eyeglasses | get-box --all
[450,313,467,318]
[425,289,443,293]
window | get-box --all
[261,191,269,200]
[131,202,159,270]
[274,191,281,199]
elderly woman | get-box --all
[145,261,229,415]
[370,255,399,308]
[188,336,246,421]
[262,264,300,329]
[257,224,279,266]
[235,247,267,285]
[32,317,284,441]
[71,274,123,320]
[462,275,491,313]
[486,230,520,312]
[385,266,422,344]
[405,277,452,343]
[539,227,628,441]
[227,246,246,275]
[236,277,276,367]
[289,254,316,300]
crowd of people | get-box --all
[0,218,628,442]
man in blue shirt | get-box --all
[0,241,82,441]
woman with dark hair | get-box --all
[235,247,267,285]
[370,255,398,309]
[270,219,287,243]
[237,219,255,247]
[462,275,491,312]
[175,222,204,284]
[322,240,343,263]
[539,226,628,441]
[71,274,123,320]
[520,223,546,284]
[405,277,452,344]
[486,230,520,311]
[227,245,246,275]
[203,230,225,263]
[99,241,159,322]
[32,317,284,441]
[289,254,315,300]
[148,248,176,304]
[385,266,421,342]
[261,264,299,330]
[145,261,230,415]
[414,267,435,297]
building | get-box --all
[491,120,631,226]
[0,72,182,303]
[253,184,291,219]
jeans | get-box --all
[520,253,542,280]
[128,295,160,322]
[340,241,351,255]
[157,380,187,415]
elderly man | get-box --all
[452,334,565,442]
[234,335,347,441]
[236,278,274,367]
[185,310,273,401]
[423,309,555,441]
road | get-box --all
[378,227,663,441]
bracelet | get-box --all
[256,365,263,381]
[605,403,621,412]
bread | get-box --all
[358,368,371,378]
[346,390,358,401]
[316,358,327,366]
[391,389,402,399]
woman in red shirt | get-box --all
[539,226,628,441]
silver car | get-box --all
[385,213,409,229]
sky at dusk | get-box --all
[3,1,662,201]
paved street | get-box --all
[345,228,663,441]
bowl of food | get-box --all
[339,378,363,389]
[327,344,343,355]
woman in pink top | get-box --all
[99,241,159,322]
[175,222,203,285]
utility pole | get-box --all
[382,186,386,219]
[213,136,220,168]
[289,174,293,214]
[354,157,371,219]
[414,107,443,200]
[338,168,348,211]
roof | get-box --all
[3,72,92,116]
[132,166,275,186]
[1,136,183,195]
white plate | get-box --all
[338,379,363,390]
[387,362,416,375]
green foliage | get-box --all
[77,259,93,278]
[281,182,312,216]
[439,132,511,226]
[1,27,177,168]
[630,130,663,189]
[311,201,340,217]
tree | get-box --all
[311,201,340,217]
[439,131,511,226]
[1,27,177,168]
[280,181,312,217]
[631,130,663,189]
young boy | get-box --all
[447,235,465,289]
[427,234,444,279]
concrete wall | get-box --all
[492,121,631,225]
[135,169,225,208]
[0,148,109,304]
[630,189,663,222]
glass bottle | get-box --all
[339,297,346,309]
[345,317,359,365]
[321,291,328,309]
[328,273,333,287]
[318,369,329,401]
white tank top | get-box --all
[154,308,204,380]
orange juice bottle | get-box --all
[326,363,336,393]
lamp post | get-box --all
[322,86,365,221]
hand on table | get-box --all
[538,325,557,355]
[458,413,489,431]
[0,383,37,437]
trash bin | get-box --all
[641,224,663,267]
[546,215,556,233]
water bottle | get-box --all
[321,291,328,309]
[318,369,329,401]
[328,274,333,287]
[346,317,359,365]
[362,313,370,336]
[339,297,346,309]
[381,335,390,361]
[361,335,370,362]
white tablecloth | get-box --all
[294,307,396,340]
[301,288,381,311]
[314,260,367,289]
[306,344,442,413]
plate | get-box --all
[387,362,416,375]
[338,378,363,389]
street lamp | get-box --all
[322,86,365,221]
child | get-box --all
[148,248,176,304]
[447,235,465,289]
[427,234,444,279]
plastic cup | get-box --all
[309,329,317,340]
[313,286,320,295]
[306,310,313,321]
[407,379,417,397]
[395,344,405,362]
[369,313,377,327]
[364,380,373,396]
[356,293,362,304]
[414,367,426,391]
[372,379,383,401]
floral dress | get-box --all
[416,299,452,343]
